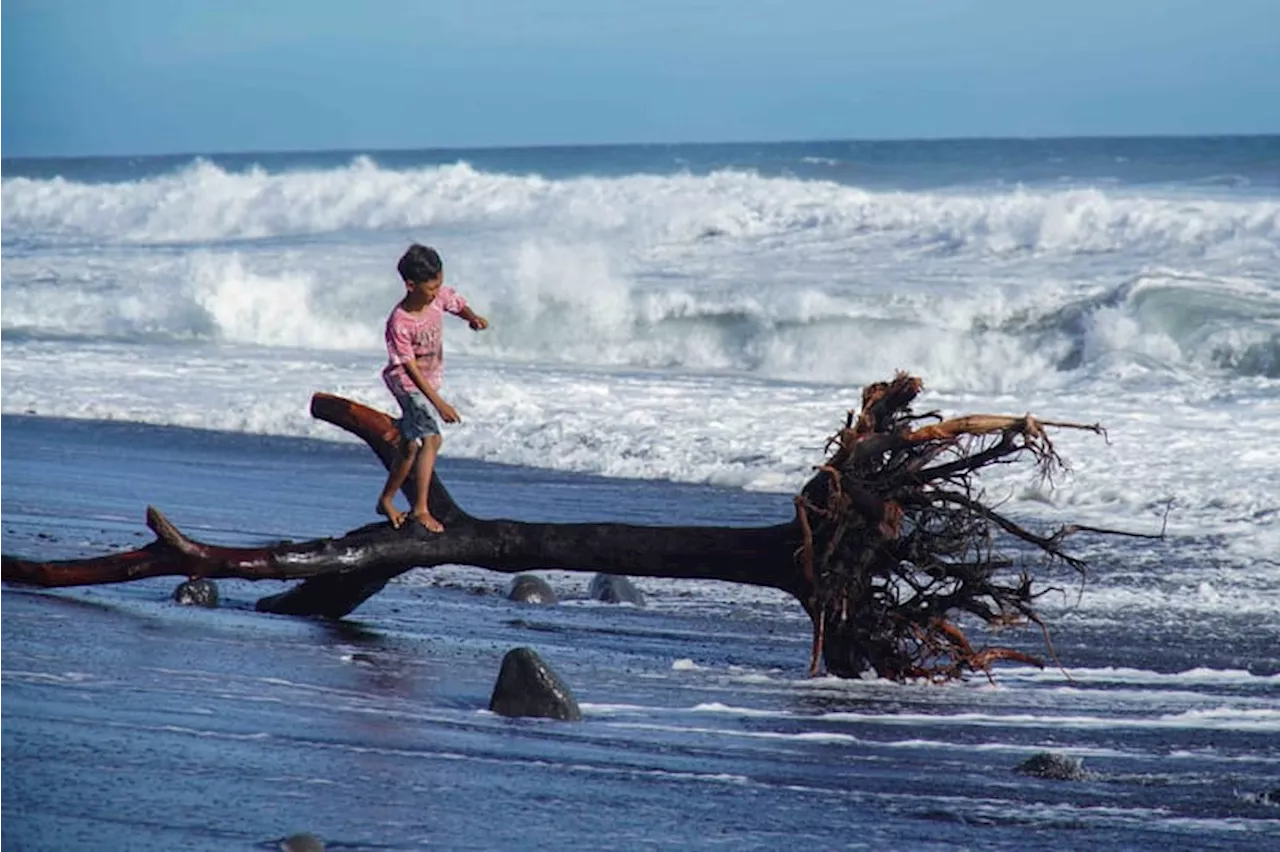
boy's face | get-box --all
[407,272,444,301]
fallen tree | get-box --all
[2,373,1132,681]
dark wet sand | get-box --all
[4,416,1278,851]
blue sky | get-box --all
[4,0,1278,157]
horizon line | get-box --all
[4,130,1278,163]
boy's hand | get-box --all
[468,315,489,331]
[436,401,461,423]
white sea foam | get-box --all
[4,163,1279,397]
[690,702,787,718]
[3,243,1277,391]
[606,720,864,745]
[3,155,1279,611]
[820,706,1280,732]
[4,159,1278,260]
[577,703,654,715]
[1,670,101,685]
[1000,666,1280,686]
[3,336,1278,580]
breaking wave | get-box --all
[1002,272,1280,379]
[3,250,1276,389]
[4,157,1278,261]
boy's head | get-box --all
[397,243,443,285]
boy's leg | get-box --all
[410,434,444,533]
[376,437,418,528]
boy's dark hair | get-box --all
[397,243,443,283]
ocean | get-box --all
[3,137,1279,849]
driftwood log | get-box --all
[2,373,1124,681]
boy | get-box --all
[376,244,488,532]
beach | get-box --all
[4,414,1279,850]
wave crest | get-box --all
[4,158,1277,260]
[1006,272,1280,379]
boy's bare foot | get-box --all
[411,511,444,533]
[376,500,407,529]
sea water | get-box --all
[3,138,1280,848]
[4,137,1279,607]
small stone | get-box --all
[489,647,582,721]
[277,833,325,852]
[1014,752,1094,781]
[508,574,558,605]
[588,574,646,606]
[172,578,219,608]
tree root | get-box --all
[796,371,1136,681]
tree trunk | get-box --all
[3,379,1120,680]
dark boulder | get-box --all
[172,578,219,608]
[588,573,645,606]
[1014,752,1094,781]
[507,574,558,605]
[489,647,581,721]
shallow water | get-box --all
[3,416,1278,850]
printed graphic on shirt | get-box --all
[382,287,467,395]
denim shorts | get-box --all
[393,391,441,442]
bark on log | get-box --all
[2,394,805,610]
[2,379,1123,680]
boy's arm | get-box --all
[404,360,460,423]
[441,287,487,330]
[455,304,488,331]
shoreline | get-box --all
[1,412,796,560]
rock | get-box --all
[489,647,582,721]
[172,578,219,608]
[507,574,558,604]
[277,833,325,852]
[1014,752,1094,781]
[588,573,645,606]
